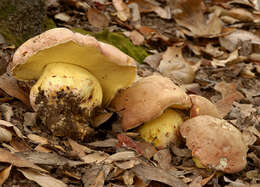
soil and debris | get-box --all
[0,0,260,186]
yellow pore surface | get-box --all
[138,109,183,148]
[30,63,103,111]
[13,41,136,105]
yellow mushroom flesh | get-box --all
[30,63,103,139]
[138,109,183,149]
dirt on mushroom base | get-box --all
[35,90,95,140]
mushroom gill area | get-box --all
[12,41,136,105]
[30,63,103,139]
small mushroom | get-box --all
[180,115,248,173]
[9,28,136,139]
[190,94,221,118]
[138,109,183,148]
[111,74,191,131]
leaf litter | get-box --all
[0,0,260,186]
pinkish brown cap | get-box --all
[180,115,248,173]
[190,94,221,118]
[8,28,137,105]
[110,74,191,131]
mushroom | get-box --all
[110,74,191,148]
[180,115,248,173]
[9,28,136,139]
[189,94,221,118]
[138,109,183,148]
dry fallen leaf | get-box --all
[88,138,118,148]
[128,0,171,19]
[27,134,48,145]
[115,159,140,170]
[214,81,244,117]
[132,164,188,187]
[0,120,25,138]
[153,149,172,170]
[0,73,30,106]
[15,151,83,167]
[113,0,131,21]
[158,45,195,84]
[172,0,223,37]
[105,151,136,164]
[87,8,109,28]
[19,168,67,187]
[219,29,260,52]
[68,138,93,159]
[0,165,12,186]
[211,50,244,67]
[81,152,109,164]
[54,12,71,22]
[0,126,12,142]
[0,149,47,172]
[129,30,145,45]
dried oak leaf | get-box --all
[132,164,188,187]
[158,45,195,84]
[0,73,30,106]
[18,168,67,187]
[113,0,131,21]
[87,8,109,28]
[214,81,244,117]
[172,0,223,37]
[0,165,12,186]
[0,149,47,172]
[128,0,171,19]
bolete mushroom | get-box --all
[180,115,248,173]
[9,28,136,139]
[189,94,221,118]
[110,74,191,148]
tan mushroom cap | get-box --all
[110,75,191,131]
[8,28,137,105]
[180,115,248,173]
[190,94,221,118]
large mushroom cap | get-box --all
[8,28,137,105]
[180,115,248,173]
[110,74,191,131]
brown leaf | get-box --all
[0,120,25,138]
[153,149,172,170]
[0,127,12,142]
[90,171,104,187]
[0,165,12,186]
[132,164,188,187]
[68,138,93,159]
[128,0,171,19]
[15,151,83,167]
[214,81,244,117]
[158,45,195,84]
[105,151,136,164]
[115,159,140,170]
[88,138,118,148]
[113,0,131,21]
[81,152,109,164]
[172,0,223,37]
[19,168,67,187]
[0,149,47,172]
[144,53,163,69]
[87,8,109,28]
[211,50,244,67]
[129,30,145,45]
[27,134,48,145]
[54,12,71,22]
[0,73,30,106]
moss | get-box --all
[0,0,55,47]
[95,30,148,64]
[72,28,149,63]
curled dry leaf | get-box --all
[0,127,12,142]
[0,149,47,172]
[54,12,71,22]
[27,134,48,145]
[18,168,67,187]
[68,138,93,159]
[0,73,30,106]
[158,45,195,84]
[0,120,25,138]
[105,151,136,163]
[81,152,109,164]
[132,164,188,187]
[214,81,244,118]
[219,8,254,22]
[172,0,223,37]
[211,50,244,67]
[87,8,109,28]
[128,0,171,19]
[0,165,12,186]
[113,0,131,21]
[219,29,260,52]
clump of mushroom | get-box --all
[9,28,137,139]
[180,115,248,173]
[111,74,191,148]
